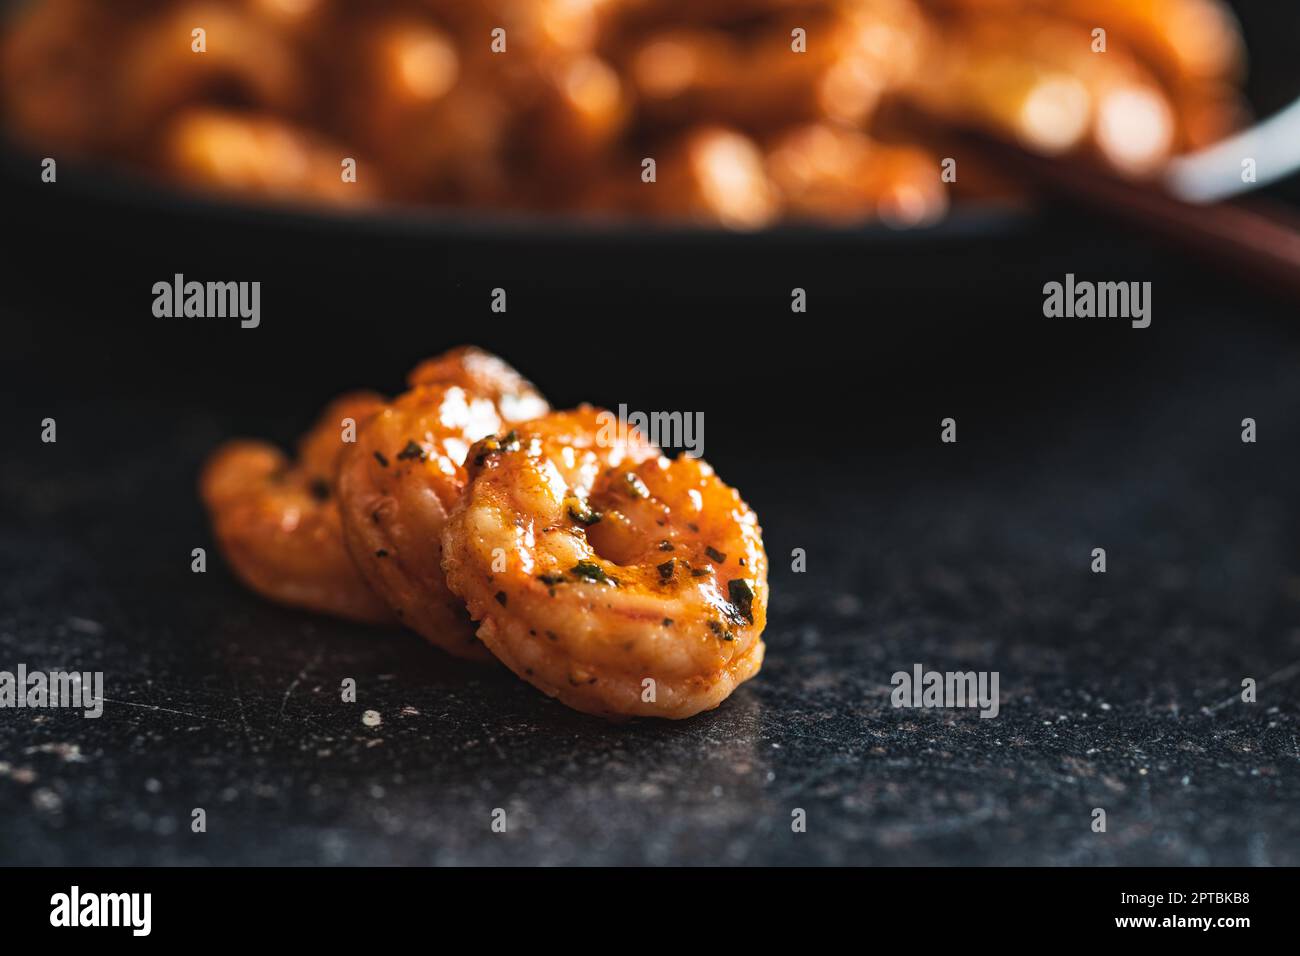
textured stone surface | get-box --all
[2,316,1298,866]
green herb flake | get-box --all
[570,561,613,585]
[705,546,727,564]
[373,451,389,468]
[658,540,674,551]
[727,579,755,624]
[567,499,604,526]
[656,558,675,580]
[473,431,519,467]
[397,440,427,462]
[495,591,508,607]
[537,573,565,586]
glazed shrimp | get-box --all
[440,407,768,719]
[200,391,392,623]
[336,353,549,659]
[405,346,552,422]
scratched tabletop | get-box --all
[3,281,1300,866]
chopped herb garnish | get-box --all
[708,619,735,641]
[375,549,388,558]
[537,573,564,585]
[662,618,674,627]
[624,472,650,499]
[309,478,331,501]
[472,431,520,467]
[570,561,613,585]
[656,558,675,580]
[658,540,674,551]
[688,522,700,533]
[565,496,603,526]
[373,451,389,467]
[691,567,710,578]
[727,579,755,624]
[396,440,426,462]
[495,591,508,607]
[705,546,727,564]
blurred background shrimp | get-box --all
[0,0,1259,225]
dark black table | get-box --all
[3,234,1298,863]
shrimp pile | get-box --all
[200,348,545,636]
[200,348,768,719]
[2,0,1248,227]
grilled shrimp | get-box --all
[200,391,392,623]
[440,407,768,719]
[336,351,549,659]
[405,346,552,421]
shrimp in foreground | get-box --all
[200,391,392,624]
[440,407,768,719]
[405,346,552,421]
[336,354,549,659]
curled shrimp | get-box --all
[200,391,392,624]
[405,346,552,421]
[440,407,768,719]
[336,350,549,659]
